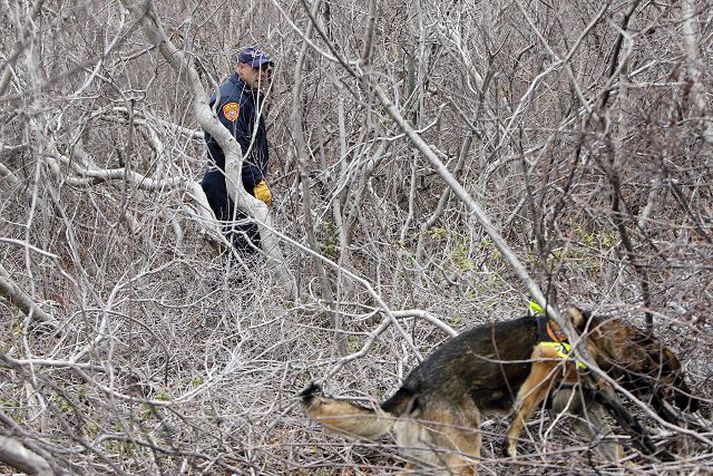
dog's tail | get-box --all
[300,382,406,440]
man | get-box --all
[202,46,274,255]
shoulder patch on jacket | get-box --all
[222,102,240,122]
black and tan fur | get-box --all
[301,307,699,474]
[506,307,699,458]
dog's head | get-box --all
[567,306,701,415]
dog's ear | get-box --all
[567,305,591,329]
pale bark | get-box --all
[291,0,346,355]
[0,436,53,476]
[0,162,20,187]
[0,264,58,329]
[369,80,560,321]
[324,308,457,379]
[682,0,713,148]
[0,0,47,97]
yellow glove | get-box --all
[253,180,273,206]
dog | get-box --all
[505,307,700,459]
[300,307,700,474]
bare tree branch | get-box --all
[0,264,58,329]
[0,436,53,476]
[682,0,713,149]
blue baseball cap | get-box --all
[236,46,274,68]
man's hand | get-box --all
[253,180,273,206]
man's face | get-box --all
[237,62,272,91]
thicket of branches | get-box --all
[1,0,711,474]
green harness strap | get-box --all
[528,301,588,370]
[538,341,588,370]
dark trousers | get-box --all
[201,170,261,253]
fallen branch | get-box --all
[0,264,59,329]
[0,436,53,476]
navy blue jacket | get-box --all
[204,73,269,192]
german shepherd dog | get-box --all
[300,307,700,474]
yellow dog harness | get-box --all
[529,301,587,370]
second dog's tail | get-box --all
[300,383,402,440]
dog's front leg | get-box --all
[505,345,564,458]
